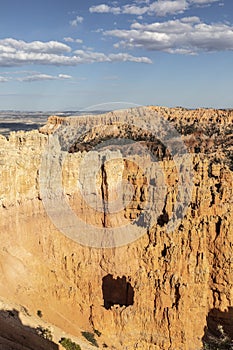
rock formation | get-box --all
[0,107,232,349]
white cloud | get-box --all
[89,4,111,13]
[17,73,72,82]
[18,74,57,82]
[0,38,71,54]
[122,5,148,15]
[90,0,188,16]
[149,0,188,16]
[58,74,72,79]
[64,37,83,44]
[0,38,152,66]
[70,15,84,26]
[89,4,121,14]
[181,16,200,23]
[0,52,80,67]
[131,16,200,33]
[74,49,108,62]
[74,49,152,63]
[89,0,221,16]
[109,52,152,63]
[105,17,233,54]
[64,37,74,42]
[0,76,8,82]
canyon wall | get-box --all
[0,107,232,349]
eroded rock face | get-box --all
[0,107,232,349]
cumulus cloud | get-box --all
[0,38,70,54]
[89,4,110,13]
[105,17,233,54]
[121,5,148,15]
[89,4,121,14]
[131,16,200,33]
[0,52,78,67]
[70,15,84,26]
[89,0,221,16]
[0,38,152,67]
[90,0,188,16]
[149,0,188,16]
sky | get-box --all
[0,0,233,110]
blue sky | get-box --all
[0,0,232,110]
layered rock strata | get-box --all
[0,107,232,349]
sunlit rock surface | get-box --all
[0,107,232,349]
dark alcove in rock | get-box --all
[102,274,134,310]
[202,307,233,349]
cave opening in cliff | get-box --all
[202,307,233,348]
[102,274,134,310]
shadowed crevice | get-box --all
[102,274,134,310]
[0,308,58,350]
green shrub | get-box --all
[59,337,81,350]
[37,310,43,318]
[81,331,99,347]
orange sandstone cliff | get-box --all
[0,107,232,349]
